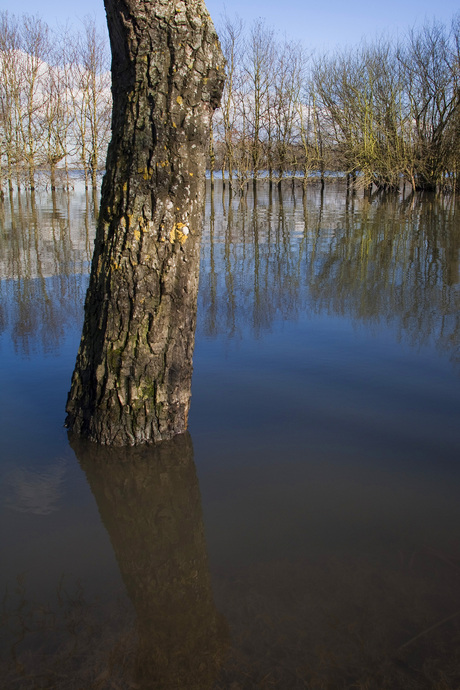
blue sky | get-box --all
[2,0,459,52]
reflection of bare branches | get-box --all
[0,187,95,355]
[2,181,457,364]
[199,181,459,366]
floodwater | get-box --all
[0,181,459,689]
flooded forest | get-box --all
[1,11,460,194]
[0,178,459,688]
[1,4,460,690]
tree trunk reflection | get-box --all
[71,432,228,689]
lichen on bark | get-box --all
[65,0,224,445]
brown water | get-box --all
[0,181,459,689]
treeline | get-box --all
[0,12,111,194]
[214,13,460,192]
[1,11,460,195]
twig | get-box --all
[397,609,460,653]
[424,546,460,573]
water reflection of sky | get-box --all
[3,460,67,515]
[0,181,459,688]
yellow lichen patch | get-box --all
[176,95,183,105]
[123,182,128,192]
[134,228,141,242]
[189,172,194,177]
[169,222,190,245]
[169,225,177,243]
[177,228,189,245]
[135,165,149,180]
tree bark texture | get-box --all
[65,0,224,445]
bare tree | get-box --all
[69,17,111,190]
[444,14,460,190]
[313,41,409,191]
[2,10,459,195]
[16,15,50,190]
[298,84,325,188]
[244,20,274,183]
[312,50,360,185]
[217,13,244,188]
[80,17,111,190]
[42,46,71,190]
[51,25,78,189]
[400,20,460,190]
[272,39,304,184]
[0,12,22,196]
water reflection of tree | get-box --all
[2,183,458,362]
[0,189,94,355]
[1,434,227,689]
[198,182,459,364]
[72,432,228,689]
[308,192,459,358]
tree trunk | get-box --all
[50,162,56,191]
[209,119,215,188]
[65,0,224,445]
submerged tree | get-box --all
[65,0,224,445]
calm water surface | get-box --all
[0,182,459,689]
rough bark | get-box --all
[65,0,224,445]
[71,432,228,688]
